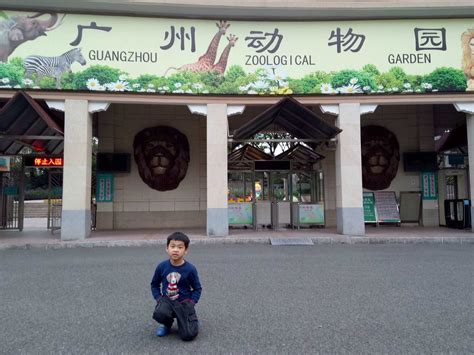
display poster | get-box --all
[363,192,377,223]
[1,10,474,95]
[0,156,10,172]
[298,203,324,225]
[97,173,114,202]
[228,202,253,225]
[421,172,438,200]
[374,191,401,223]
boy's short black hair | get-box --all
[167,232,190,248]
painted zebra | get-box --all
[23,48,86,89]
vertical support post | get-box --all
[18,160,25,231]
[467,113,474,231]
[335,103,365,236]
[61,99,92,241]
[206,104,228,237]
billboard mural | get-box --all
[0,10,473,95]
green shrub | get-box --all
[388,67,408,82]
[72,65,121,89]
[60,72,76,90]
[423,67,467,91]
[362,64,380,77]
[199,71,224,88]
[38,77,56,89]
[224,65,247,83]
[0,61,24,86]
[331,69,377,90]
[289,71,331,93]
[375,72,403,90]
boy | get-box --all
[151,232,202,341]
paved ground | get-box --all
[0,218,473,250]
[1,244,472,354]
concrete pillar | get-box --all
[467,113,474,232]
[206,104,228,237]
[335,103,365,236]
[61,99,92,240]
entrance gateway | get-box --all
[228,97,341,230]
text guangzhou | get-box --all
[88,50,158,63]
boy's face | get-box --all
[166,239,188,264]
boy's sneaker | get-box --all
[155,324,170,337]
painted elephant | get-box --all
[0,13,64,62]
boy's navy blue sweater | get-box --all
[150,259,202,304]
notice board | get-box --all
[363,192,377,223]
[374,191,401,224]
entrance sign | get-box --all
[97,173,114,202]
[228,202,253,225]
[374,191,401,224]
[421,172,438,200]
[1,10,473,95]
[363,192,377,223]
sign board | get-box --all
[421,172,438,200]
[0,156,10,172]
[399,191,421,223]
[363,192,377,223]
[96,173,114,202]
[374,191,401,223]
[24,156,63,168]
[1,10,474,95]
[298,203,324,225]
[228,202,253,225]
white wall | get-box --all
[96,103,207,229]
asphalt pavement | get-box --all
[0,244,472,354]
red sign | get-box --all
[33,157,63,167]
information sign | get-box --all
[97,173,114,202]
[363,192,377,223]
[374,191,401,223]
[298,203,324,225]
[421,172,438,200]
[228,202,253,225]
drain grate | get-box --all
[270,238,314,246]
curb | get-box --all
[1,236,473,250]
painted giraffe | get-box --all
[212,34,238,74]
[164,20,229,75]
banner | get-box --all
[1,10,473,95]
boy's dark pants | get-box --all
[153,296,199,341]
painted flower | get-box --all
[320,83,334,94]
[403,82,411,89]
[138,88,146,92]
[0,85,12,88]
[378,85,384,90]
[23,78,33,86]
[350,77,359,85]
[86,78,100,90]
[239,85,249,92]
[172,89,184,93]
[162,86,169,91]
[192,83,204,90]
[422,82,432,90]
[148,83,155,88]
[253,80,269,90]
[2,78,10,84]
[268,68,288,84]
[185,89,193,94]
[132,83,141,89]
[202,90,209,94]
[95,85,106,91]
[363,86,371,92]
[109,80,129,91]
[146,88,156,92]
[339,84,362,94]
[174,82,182,88]
[119,74,128,81]
[13,85,21,89]
[415,89,422,93]
[32,86,40,89]
[247,90,257,94]
[391,87,399,92]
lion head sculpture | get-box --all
[133,126,190,191]
[461,28,474,91]
[361,125,400,191]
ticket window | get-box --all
[254,172,270,201]
[271,172,290,202]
